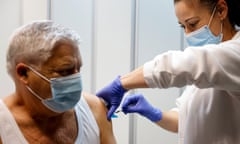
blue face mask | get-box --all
[185,7,223,47]
[26,66,82,113]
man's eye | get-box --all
[58,69,74,76]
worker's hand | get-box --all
[96,76,127,120]
[122,94,162,122]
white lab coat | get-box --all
[143,31,240,144]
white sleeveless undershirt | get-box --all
[0,96,100,144]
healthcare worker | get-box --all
[96,0,240,143]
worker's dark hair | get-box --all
[173,0,240,26]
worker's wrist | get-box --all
[150,108,163,122]
[117,76,128,93]
[119,76,129,91]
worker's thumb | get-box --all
[107,106,118,121]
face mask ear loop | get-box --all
[208,6,217,27]
[27,66,50,83]
[220,21,223,33]
[26,86,44,101]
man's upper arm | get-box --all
[83,92,116,144]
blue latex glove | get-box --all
[96,76,127,120]
[122,94,162,122]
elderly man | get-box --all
[0,20,116,144]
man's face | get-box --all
[28,44,82,100]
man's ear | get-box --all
[216,0,228,21]
[16,63,29,84]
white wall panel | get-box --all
[94,0,132,143]
[22,0,48,24]
[136,1,180,144]
[0,0,22,97]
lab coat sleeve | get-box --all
[143,39,240,91]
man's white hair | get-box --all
[6,20,82,78]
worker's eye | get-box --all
[179,24,185,29]
[188,22,197,28]
[184,17,200,30]
[187,19,200,29]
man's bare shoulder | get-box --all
[82,92,116,144]
[82,91,108,114]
